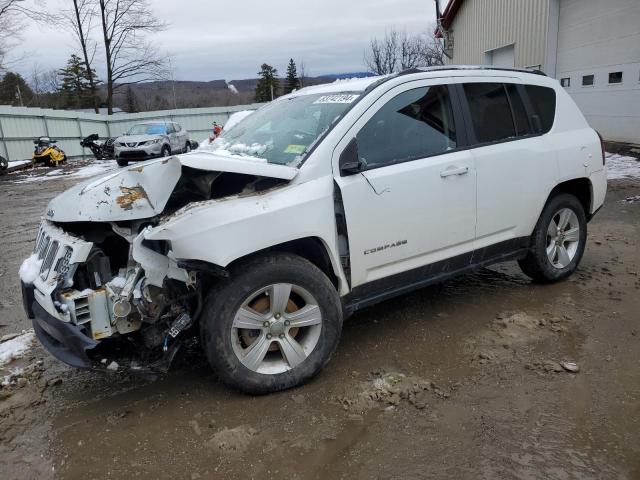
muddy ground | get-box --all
[1,161,639,479]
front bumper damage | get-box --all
[22,153,299,373]
[22,220,192,374]
[26,287,98,369]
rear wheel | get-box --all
[518,193,587,283]
[0,155,7,171]
[200,253,342,394]
[185,142,191,153]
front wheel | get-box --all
[518,193,587,283]
[200,253,343,394]
[184,142,191,153]
[116,158,128,167]
[161,145,171,158]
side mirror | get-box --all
[339,138,364,176]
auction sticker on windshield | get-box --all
[313,94,360,104]
[284,144,307,154]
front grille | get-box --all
[40,240,59,280]
[33,224,75,283]
[119,150,150,159]
[54,247,73,275]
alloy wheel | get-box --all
[231,283,322,375]
[546,207,580,269]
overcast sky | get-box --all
[16,0,436,82]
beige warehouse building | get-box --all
[438,0,640,144]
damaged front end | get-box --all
[21,154,297,373]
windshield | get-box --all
[127,123,166,135]
[208,92,360,165]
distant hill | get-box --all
[109,72,375,112]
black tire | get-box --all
[200,253,343,395]
[518,193,587,283]
[184,142,191,153]
[0,155,7,171]
[116,157,128,167]
[161,145,171,158]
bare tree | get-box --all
[29,63,61,107]
[419,31,445,67]
[365,28,444,75]
[97,0,168,114]
[59,0,101,112]
[364,30,399,75]
[0,0,48,70]
[297,59,307,88]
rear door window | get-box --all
[357,85,457,169]
[523,85,556,134]
[463,83,516,144]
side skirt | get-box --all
[342,237,530,315]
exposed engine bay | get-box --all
[25,154,296,372]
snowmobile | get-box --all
[80,133,115,160]
[32,137,67,166]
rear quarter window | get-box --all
[524,85,556,134]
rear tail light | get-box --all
[596,131,605,166]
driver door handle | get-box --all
[440,166,469,178]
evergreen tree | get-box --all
[57,54,98,109]
[125,86,138,113]
[255,64,279,102]
[0,72,35,106]
[283,59,300,94]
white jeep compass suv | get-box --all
[21,67,607,394]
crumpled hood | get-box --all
[45,153,298,222]
[115,134,164,145]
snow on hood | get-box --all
[45,153,298,223]
[181,151,298,180]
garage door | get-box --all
[486,45,515,68]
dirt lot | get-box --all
[1,160,639,479]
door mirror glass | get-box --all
[339,138,363,176]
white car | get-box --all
[21,66,606,393]
[114,121,190,167]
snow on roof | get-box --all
[292,75,388,96]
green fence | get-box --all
[0,103,263,162]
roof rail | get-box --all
[398,65,547,77]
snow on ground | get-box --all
[606,152,640,180]
[7,160,31,169]
[0,330,35,367]
[12,160,117,184]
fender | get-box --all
[144,175,351,295]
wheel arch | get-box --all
[226,236,342,291]
[546,177,593,219]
